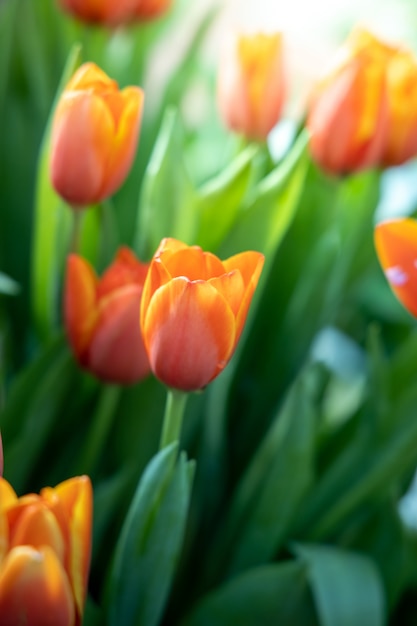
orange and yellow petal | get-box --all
[0,545,75,626]
[143,277,236,391]
[8,504,65,564]
[140,258,173,328]
[53,476,92,619]
[0,477,18,511]
[375,218,417,318]
[100,86,144,201]
[162,246,226,281]
[224,251,264,339]
[65,255,98,362]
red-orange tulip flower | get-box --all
[0,475,92,626]
[58,0,137,26]
[65,246,150,384]
[374,218,417,318]
[50,62,144,208]
[132,0,172,20]
[217,31,285,141]
[307,28,390,175]
[140,238,264,391]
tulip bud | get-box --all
[374,218,417,318]
[307,28,390,175]
[140,238,264,391]
[217,31,285,141]
[65,247,150,384]
[57,0,137,27]
[132,0,172,20]
[50,62,144,208]
[0,475,92,626]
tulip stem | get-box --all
[70,209,83,253]
[160,389,188,450]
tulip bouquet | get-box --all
[2,0,417,624]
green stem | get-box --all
[159,388,188,451]
[70,209,83,253]
[77,385,121,476]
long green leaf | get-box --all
[293,543,385,626]
[107,445,194,626]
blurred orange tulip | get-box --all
[0,475,92,626]
[381,44,417,166]
[217,32,285,141]
[58,0,137,26]
[374,218,417,318]
[50,63,144,208]
[132,0,172,19]
[65,247,150,384]
[140,238,264,391]
[307,28,390,175]
[0,431,3,476]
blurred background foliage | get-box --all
[2,0,417,625]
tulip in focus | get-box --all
[0,475,92,626]
[132,0,172,20]
[65,247,150,384]
[374,218,417,318]
[140,238,264,391]
[57,0,137,26]
[50,62,144,208]
[307,27,391,175]
[217,31,285,141]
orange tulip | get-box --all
[307,28,390,175]
[131,0,172,19]
[374,218,417,318]
[50,63,144,208]
[65,246,150,384]
[0,475,92,626]
[381,44,417,166]
[140,238,264,391]
[217,31,285,141]
[57,0,137,26]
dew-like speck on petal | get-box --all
[385,266,408,286]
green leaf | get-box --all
[293,543,386,626]
[0,272,20,296]
[31,43,82,339]
[107,445,193,626]
[220,129,309,257]
[182,561,318,626]
[135,108,197,259]
[2,342,76,491]
[194,144,258,252]
[221,367,316,575]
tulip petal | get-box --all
[140,258,172,329]
[375,218,417,318]
[51,91,116,205]
[100,86,144,201]
[97,246,148,298]
[223,251,265,339]
[65,62,117,93]
[163,247,226,281]
[0,545,75,626]
[143,277,236,391]
[89,285,150,383]
[0,476,18,511]
[64,255,98,364]
[52,476,92,620]
[8,503,65,563]
[208,270,245,317]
